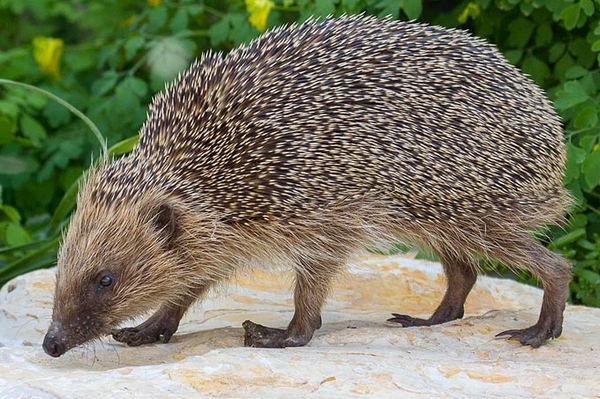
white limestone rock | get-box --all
[1,254,598,397]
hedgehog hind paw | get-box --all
[242,320,288,348]
[242,320,312,348]
[496,323,561,348]
[386,313,433,327]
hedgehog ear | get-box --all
[151,203,178,249]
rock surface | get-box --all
[0,254,598,398]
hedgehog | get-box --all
[42,14,572,358]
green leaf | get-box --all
[564,143,586,183]
[91,71,119,96]
[570,213,588,229]
[573,268,600,285]
[147,5,168,33]
[508,18,536,48]
[0,205,21,223]
[125,36,146,61]
[0,79,106,156]
[314,0,336,17]
[0,236,59,286]
[401,0,422,19]
[186,5,204,15]
[58,138,85,160]
[373,0,397,18]
[521,53,550,85]
[519,1,533,15]
[43,98,71,128]
[582,148,600,189]
[120,76,148,98]
[59,166,85,191]
[5,223,30,246]
[580,0,595,16]
[577,238,597,251]
[208,16,231,47]
[548,42,567,62]
[560,4,581,30]
[0,115,16,144]
[113,85,140,117]
[566,177,584,204]
[504,49,523,64]
[554,53,575,81]
[569,38,596,69]
[570,143,588,164]
[549,228,586,249]
[169,8,189,33]
[63,47,97,72]
[19,114,46,145]
[0,238,52,256]
[23,91,47,109]
[47,177,79,237]
[535,23,553,47]
[554,81,589,110]
[227,14,257,46]
[580,135,598,152]
[341,0,363,13]
[565,65,589,79]
[0,100,19,118]
[574,107,598,129]
[109,135,139,156]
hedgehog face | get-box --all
[42,190,185,357]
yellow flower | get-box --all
[32,37,64,79]
[246,0,274,32]
[147,0,161,7]
[458,2,481,24]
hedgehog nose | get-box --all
[42,333,66,357]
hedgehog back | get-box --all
[95,16,568,224]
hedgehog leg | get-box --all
[494,237,571,348]
[112,293,198,346]
[243,259,336,348]
[388,252,477,327]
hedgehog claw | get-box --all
[387,313,430,327]
[496,328,543,348]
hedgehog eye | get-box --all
[98,273,114,288]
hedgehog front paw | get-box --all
[112,327,160,346]
[112,313,180,346]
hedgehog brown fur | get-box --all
[43,15,572,357]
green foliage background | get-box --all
[0,0,599,306]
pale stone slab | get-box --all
[0,254,598,397]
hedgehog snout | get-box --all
[43,322,68,357]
